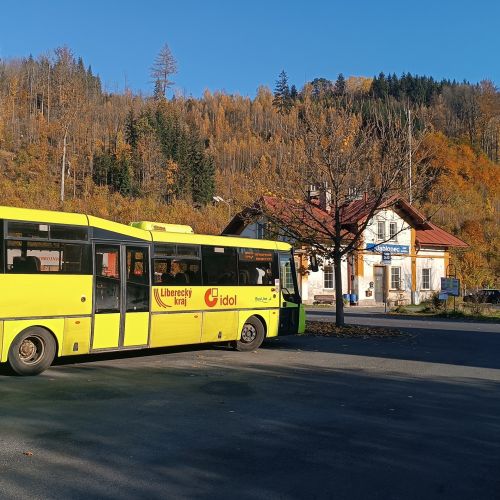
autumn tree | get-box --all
[150,43,177,98]
[254,101,433,326]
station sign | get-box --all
[366,243,410,254]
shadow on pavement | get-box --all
[263,324,500,371]
[0,360,499,500]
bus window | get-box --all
[202,246,238,285]
[153,244,202,285]
[8,222,49,239]
[279,252,300,303]
[6,240,91,274]
[50,225,88,241]
[126,247,149,312]
[95,245,120,313]
[238,248,276,285]
[0,220,4,273]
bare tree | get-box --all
[253,100,434,326]
[150,43,177,98]
[53,47,85,202]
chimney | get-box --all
[308,184,320,206]
[363,191,368,203]
[319,182,332,213]
[308,182,332,212]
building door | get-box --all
[374,266,385,303]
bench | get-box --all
[313,294,335,305]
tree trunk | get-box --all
[334,252,345,327]
[61,129,68,202]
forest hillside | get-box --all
[0,48,498,286]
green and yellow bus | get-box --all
[0,205,305,375]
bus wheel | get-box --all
[8,327,56,376]
[235,317,265,352]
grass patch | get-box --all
[390,306,500,322]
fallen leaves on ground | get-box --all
[306,321,404,338]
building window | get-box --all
[390,267,401,289]
[323,265,334,289]
[422,268,431,290]
[377,221,386,241]
[256,222,265,239]
[389,222,397,241]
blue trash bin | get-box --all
[350,293,358,305]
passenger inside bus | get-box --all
[160,260,189,284]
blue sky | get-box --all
[1,0,498,96]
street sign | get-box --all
[441,277,460,297]
[382,251,391,264]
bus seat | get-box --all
[12,256,41,273]
[239,270,250,285]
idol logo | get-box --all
[204,288,237,308]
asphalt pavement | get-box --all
[0,310,499,500]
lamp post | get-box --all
[213,196,232,219]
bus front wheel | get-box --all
[8,327,56,376]
[235,317,265,352]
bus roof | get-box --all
[0,205,291,251]
[0,205,88,226]
[150,230,291,251]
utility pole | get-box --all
[408,105,412,204]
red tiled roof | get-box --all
[223,195,468,248]
[416,222,468,248]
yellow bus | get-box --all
[0,205,305,375]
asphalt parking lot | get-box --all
[1,311,499,500]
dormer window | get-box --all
[377,221,386,241]
[389,222,397,241]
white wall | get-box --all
[304,259,348,303]
[415,248,446,303]
[363,209,412,248]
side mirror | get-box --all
[310,254,319,273]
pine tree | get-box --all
[334,73,346,96]
[153,79,164,101]
[290,84,298,101]
[273,70,292,114]
[191,145,215,204]
[125,109,138,149]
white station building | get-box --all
[223,195,468,306]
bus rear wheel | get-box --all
[235,317,265,352]
[8,327,56,376]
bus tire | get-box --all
[8,327,56,376]
[235,316,265,352]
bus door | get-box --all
[92,244,150,350]
[278,252,302,335]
